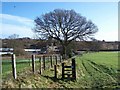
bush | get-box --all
[13,48,27,56]
[1,54,11,57]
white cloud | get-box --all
[1,23,34,38]
[0,14,35,38]
[0,14,34,27]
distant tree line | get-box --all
[2,34,119,56]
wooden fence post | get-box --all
[61,55,64,61]
[48,56,50,61]
[61,56,63,62]
[32,55,35,73]
[54,65,57,78]
[59,55,61,63]
[43,56,45,70]
[62,63,64,79]
[29,59,31,66]
[39,57,42,74]
[39,57,41,63]
[11,54,17,79]
[50,56,53,67]
[55,56,57,65]
[72,58,76,80]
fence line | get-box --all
[10,54,63,79]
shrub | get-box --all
[13,48,27,56]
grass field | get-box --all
[75,52,118,88]
[2,59,30,79]
[2,52,119,88]
[2,57,56,79]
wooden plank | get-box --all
[36,54,53,57]
[64,66,72,68]
[64,73,72,75]
[11,54,17,79]
[64,69,72,71]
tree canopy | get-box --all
[34,9,98,58]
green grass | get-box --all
[75,52,118,88]
[80,52,118,69]
[2,57,56,79]
[2,52,119,88]
[2,59,31,79]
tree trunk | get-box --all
[59,41,69,60]
[62,45,67,60]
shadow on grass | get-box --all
[42,75,76,82]
[42,75,77,88]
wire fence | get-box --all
[2,54,63,79]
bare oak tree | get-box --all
[33,9,98,59]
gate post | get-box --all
[39,57,41,63]
[72,58,76,80]
[62,63,64,79]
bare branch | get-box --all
[33,9,98,58]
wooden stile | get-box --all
[61,58,76,80]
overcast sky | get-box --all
[0,2,118,41]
